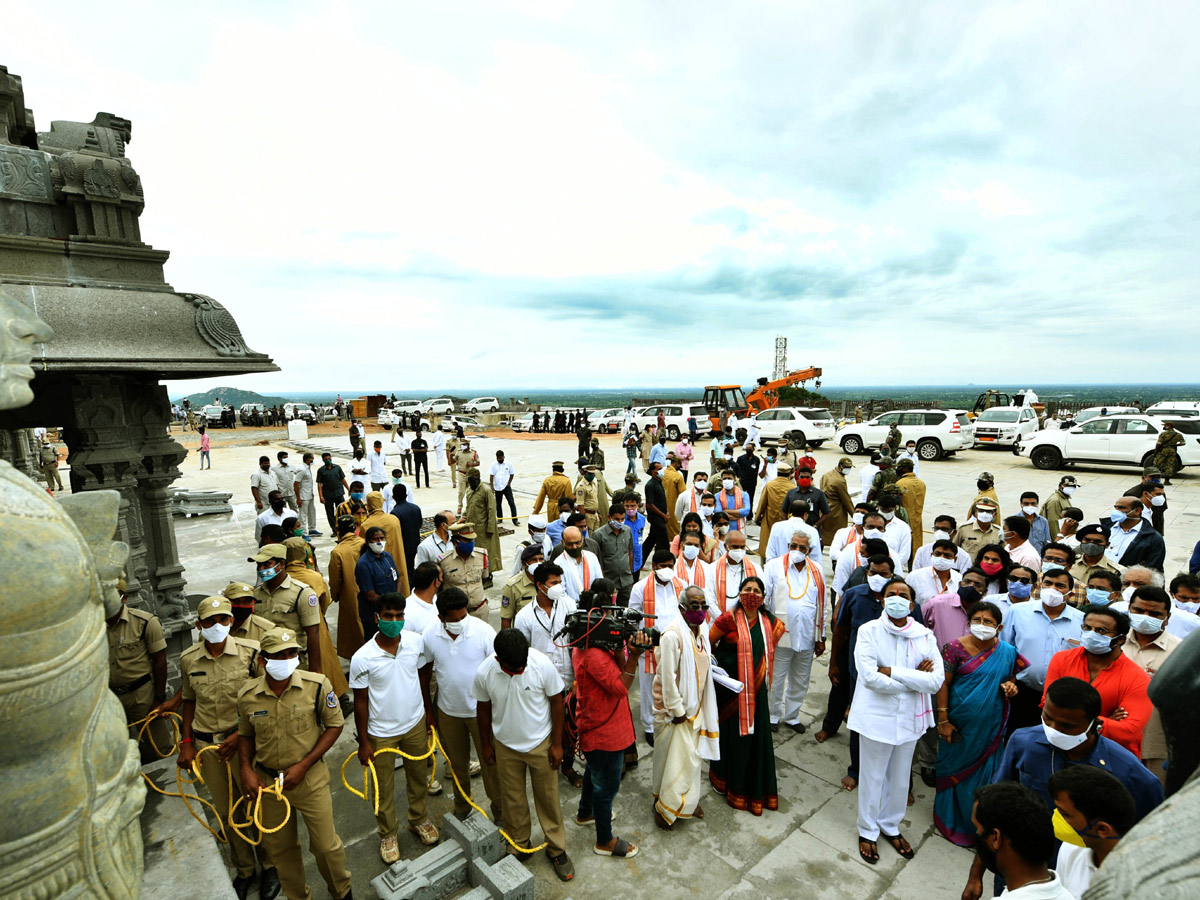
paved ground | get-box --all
[162,428,1198,900]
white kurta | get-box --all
[848,617,944,744]
[557,550,600,601]
[765,517,823,565]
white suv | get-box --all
[464,397,499,413]
[835,409,974,460]
[1018,414,1200,471]
[745,407,835,447]
[1146,401,1200,418]
[972,406,1040,448]
[631,403,710,440]
[590,407,627,433]
[419,398,455,415]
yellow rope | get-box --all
[131,709,183,758]
[229,775,291,847]
[138,744,231,843]
[339,726,548,854]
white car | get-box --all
[835,409,974,461]
[972,406,1040,448]
[283,402,317,423]
[1146,401,1200,418]
[464,397,499,413]
[377,408,431,431]
[589,407,628,434]
[1018,414,1200,471]
[419,398,455,415]
[1073,406,1140,424]
[630,403,710,440]
[509,413,536,432]
[441,414,484,433]
[744,407,835,447]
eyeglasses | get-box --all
[1009,576,1033,585]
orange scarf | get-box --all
[713,557,759,614]
[718,486,746,530]
[641,575,685,672]
[783,558,828,635]
[711,608,781,736]
[674,556,707,588]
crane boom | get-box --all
[744,367,823,413]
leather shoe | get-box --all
[232,873,253,900]
[259,867,281,900]
[920,767,936,788]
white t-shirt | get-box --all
[995,870,1076,899]
[514,598,577,688]
[471,648,563,753]
[349,633,429,739]
[402,592,439,635]
[490,460,516,491]
[422,617,497,717]
[1053,844,1097,900]
[368,450,389,482]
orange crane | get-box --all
[702,367,823,430]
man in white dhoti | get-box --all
[764,530,826,733]
[651,586,720,829]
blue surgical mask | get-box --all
[1081,630,1116,655]
[883,596,911,619]
[1007,581,1033,600]
[1109,508,1127,524]
[350,492,364,501]
[457,540,475,555]
[1129,614,1163,635]
[1041,561,1064,574]
[1086,588,1113,606]
[258,566,279,582]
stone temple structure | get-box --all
[0,64,276,662]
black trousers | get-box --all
[641,519,671,563]
[323,498,341,531]
[495,486,517,518]
[414,456,429,487]
[821,643,852,737]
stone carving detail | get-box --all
[183,294,255,357]
[82,158,119,199]
[0,146,51,200]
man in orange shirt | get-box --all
[1041,606,1151,758]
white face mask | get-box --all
[443,620,464,635]
[931,556,955,572]
[369,541,386,554]
[969,623,998,641]
[1150,494,1166,507]
[883,596,911,619]
[560,512,570,523]
[881,511,895,521]
[700,505,715,518]
[722,479,735,490]
[1175,597,1200,614]
[264,657,300,681]
[200,622,231,644]
[932,529,951,541]
[1062,486,1076,496]
[1042,720,1092,751]
[726,549,745,564]
[1057,517,1073,532]
[526,563,540,577]
[1022,505,1038,516]
[976,511,995,524]
[694,480,708,492]
[852,513,865,526]
[867,574,889,593]
[789,549,807,565]
[863,528,884,540]
[682,545,701,561]
[546,583,566,602]
[654,568,674,584]
[1040,588,1065,608]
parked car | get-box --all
[238,403,264,424]
[464,397,499,413]
[283,402,317,423]
[441,414,484,432]
[1073,406,1140,424]
[972,406,1040,448]
[418,398,455,415]
[590,407,628,434]
[1017,415,1200,471]
[201,404,226,427]
[630,403,709,440]
[509,412,537,432]
[835,409,974,460]
[745,407,836,447]
[1146,401,1200,418]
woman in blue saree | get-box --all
[933,600,1028,846]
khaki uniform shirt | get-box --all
[107,606,166,689]
[180,637,260,734]
[953,522,1002,561]
[254,576,321,651]
[575,478,602,530]
[237,670,343,770]
[440,548,488,612]
[233,613,276,645]
[1122,630,1181,760]
[501,570,537,621]
[534,473,574,516]
[455,449,480,478]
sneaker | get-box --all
[308,530,322,536]
[470,760,482,777]
[408,820,440,846]
[428,777,444,796]
[379,835,400,864]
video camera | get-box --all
[554,605,659,654]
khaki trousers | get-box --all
[438,712,501,818]
[196,737,273,877]
[494,735,566,856]
[118,681,172,763]
[370,721,431,836]
[257,759,351,900]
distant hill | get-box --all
[173,387,290,408]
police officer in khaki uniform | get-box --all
[531,461,573,519]
[500,543,542,629]
[177,597,280,900]
[106,579,170,760]
[454,439,480,511]
[39,441,63,490]
[225,581,277,644]
[574,465,602,534]
[250,543,323,675]
[439,523,489,623]
[237,628,352,900]
[446,433,460,486]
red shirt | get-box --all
[1042,647,1152,758]
[572,647,635,753]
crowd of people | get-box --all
[105,413,1200,900]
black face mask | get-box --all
[977,481,990,491]
[231,607,252,624]
[271,502,285,513]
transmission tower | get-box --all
[773,335,788,380]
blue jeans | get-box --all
[577,747,624,846]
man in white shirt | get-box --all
[430,427,447,472]
[510,515,554,576]
[833,510,898,599]
[858,455,880,501]
[708,531,759,618]
[391,427,413,475]
[347,448,370,494]
[473,630,573,880]
[969,782,1076,899]
[673,532,714,604]
[416,511,456,567]
[254,491,287,543]
[1047,765,1133,900]
[878,495,912,573]
[674,470,711,522]
[553,527,600,602]
[905,540,963,605]
[1003,515,1043,571]
[490,450,519,527]
[270,451,299,512]
[630,552,686,742]
[420,588,500,820]
[766,502,823,565]
[296,452,319,535]
[349,592,438,860]
[250,456,279,512]
[764,531,826,732]
[401,561,442,636]
[367,440,389,492]
[912,515,973,573]
[895,441,921,478]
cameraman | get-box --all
[572,580,651,859]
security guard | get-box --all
[439,523,489,623]
[250,543,323,675]
[39,441,63,490]
[610,472,641,508]
[500,543,542,629]
[106,579,170,760]
[237,628,352,900]
[224,581,277,644]
[531,461,573,519]
[178,596,280,900]
[575,464,602,533]
[454,439,480,511]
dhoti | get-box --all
[651,720,703,824]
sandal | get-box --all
[574,813,595,826]
[858,836,879,865]
[882,832,915,859]
[548,851,575,881]
[594,837,638,858]
[563,767,584,788]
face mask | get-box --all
[456,540,475,555]
[976,481,990,491]
[1041,588,1065,608]
[375,617,405,639]
[258,566,279,582]
[726,549,745,564]
[853,513,865,526]
[738,593,763,612]
[1109,508,1127,524]
[694,480,708,491]
[979,561,1003,576]
[1080,542,1104,558]
[722,479,735,490]
[1062,486,1076,496]
[867,574,889,593]
[655,569,674,584]
[584,473,595,482]
[767,455,777,463]
[881,511,895,521]
[350,492,364,501]
[1081,630,1116,655]
[526,562,540,577]
[970,623,998,641]
[718,526,729,537]
[293,528,305,538]
[1042,560,1065,574]
[1008,580,1033,600]
[271,502,285,513]
[443,620,464,636]
[264,657,300,681]
[1022,505,1038,516]
[976,511,995,524]
[231,607,252,624]
[391,476,402,485]
[1176,597,1200,614]
[1150,494,1166,507]
[789,549,808,565]
[530,530,545,542]
[683,545,700,561]
[610,519,624,531]
[560,512,570,523]
[931,556,954,572]
[369,541,385,554]
[1042,719,1092,751]
[682,608,708,625]
[884,596,911,619]
[546,583,566,602]
[933,529,951,541]
[200,622,231,643]
[863,528,884,540]
[1051,809,1089,849]
[1129,613,1163,635]
[798,478,812,488]
[906,446,916,455]
[1086,587,1112,606]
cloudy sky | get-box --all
[8,1,1198,394]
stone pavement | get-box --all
[164,429,1198,899]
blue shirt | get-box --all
[624,512,647,570]
[354,550,400,600]
[1001,602,1083,689]
[994,726,1163,821]
[546,517,567,546]
[1027,515,1051,556]
[715,487,751,531]
[650,443,668,467]
[836,584,925,682]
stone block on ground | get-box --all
[441,810,504,865]
[370,840,467,900]
[172,489,233,517]
[469,853,534,900]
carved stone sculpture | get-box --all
[0,288,145,898]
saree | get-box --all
[934,639,1027,845]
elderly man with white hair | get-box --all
[763,529,827,733]
[765,500,823,565]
